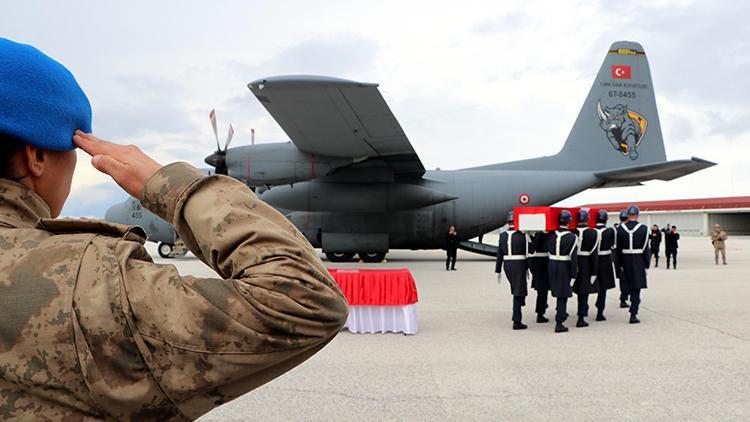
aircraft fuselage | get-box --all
[260,169,598,252]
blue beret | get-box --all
[0,38,91,151]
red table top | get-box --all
[328,268,419,306]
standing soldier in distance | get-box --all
[572,209,599,328]
[617,209,631,308]
[649,224,662,268]
[0,38,348,420]
[545,210,578,333]
[529,231,551,323]
[664,225,680,269]
[495,211,532,330]
[446,225,458,271]
[594,210,617,321]
[616,205,651,324]
[711,224,729,265]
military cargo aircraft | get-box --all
[105,41,714,261]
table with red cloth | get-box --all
[328,268,419,334]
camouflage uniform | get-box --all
[711,228,728,264]
[0,162,348,420]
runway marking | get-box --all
[638,304,750,343]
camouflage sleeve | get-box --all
[123,162,348,418]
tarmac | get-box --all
[145,236,750,421]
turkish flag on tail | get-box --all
[612,65,631,79]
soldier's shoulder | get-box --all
[35,218,147,243]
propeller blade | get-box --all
[209,109,220,151]
[225,123,235,150]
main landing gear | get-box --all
[157,241,188,259]
[324,252,387,263]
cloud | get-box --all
[228,36,380,80]
[3,0,749,219]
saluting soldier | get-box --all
[529,231,551,323]
[616,205,651,324]
[545,210,578,333]
[594,210,617,321]
[495,211,532,330]
[572,209,599,328]
[0,38,348,420]
[617,209,630,308]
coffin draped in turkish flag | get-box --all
[514,206,602,231]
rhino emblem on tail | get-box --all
[597,100,648,160]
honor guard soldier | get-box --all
[545,210,578,333]
[594,210,617,321]
[0,38,348,420]
[529,231,551,323]
[495,211,532,330]
[616,205,651,323]
[572,209,599,328]
[617,209,630,308]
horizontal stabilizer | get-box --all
[593,157,715,188]
[457,241,498,257]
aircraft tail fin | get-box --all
[558,41,666,170]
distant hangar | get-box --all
[583,196,750,236]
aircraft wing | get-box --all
[592,157,716,188]
[248,75,424,178]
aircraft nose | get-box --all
[204,153,220,167]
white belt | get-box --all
[622,248,644,254]
[549,255,571,261]
[598,250,612,256]
[504,255,527,261]
[578,250,595,256]
[528,253,549,258]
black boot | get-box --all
[629,315,640,324]
[576,317,589,327]
[536,314,549,323]
[513,321,528,330]
[596,312,606,321]
[555,322,568,333]
[620,300,629,308]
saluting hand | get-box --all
[73,131,163,199]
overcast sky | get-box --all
[2,0,749,217]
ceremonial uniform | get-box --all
[529,232,550,320]
[616,218,651,320]
[649,229,662,267]
[496,228,531,326]
[0,164,349,420]
[594,223,617,318]
[616,211,630,307]
[664,230,680,269]
[572,224,599,323]
[545,227,577,329]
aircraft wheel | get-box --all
[158,242,174,258]
[325,252,355,262]
[358,252,386,263]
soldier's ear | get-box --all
[23,144,47,177]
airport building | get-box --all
[583,196,750,236]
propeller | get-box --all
[204,109,234,175]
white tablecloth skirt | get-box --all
[345,304,418,335]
